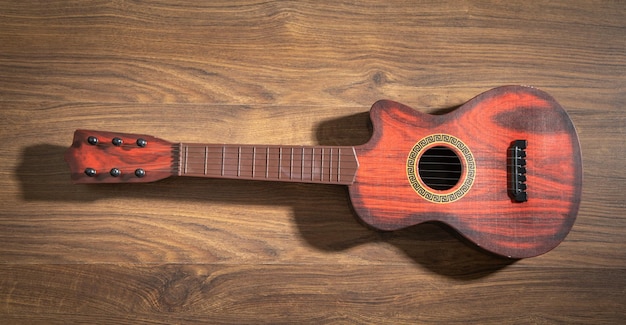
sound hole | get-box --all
[418,146,462,190]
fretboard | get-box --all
[177,144,359,185]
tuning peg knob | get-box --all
[136,138,147,147]
[134,168,145,178]
[112,137,123,146]
[110,168,121,177]
[87,136,98,145]
[84,168,97,177]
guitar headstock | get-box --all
[64,129,177,183]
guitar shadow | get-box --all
[15,109,514,279]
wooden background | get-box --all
[1,0,624,323]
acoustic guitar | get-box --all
[65,85,582,258]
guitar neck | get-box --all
[177,143,359,185]
[64,130,359,184]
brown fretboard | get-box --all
[178,144,358,185]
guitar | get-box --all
[65,85,582,258]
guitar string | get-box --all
[80,157,462,170]
[78,145,519,185]
[87,143,502,158]
[79,167,466,182]
[87,142,518,156]
[80,158,466,174]
[80,166,464,186]
[79,144,521,177]
[80,148,478,182]
[81,168,462,179]
[85,168,514,188]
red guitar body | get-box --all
[65,86,582,258]
[350,86,582,258]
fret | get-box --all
[329,148,333,182]
[337,147,341,182]
[184,145,189,174]
[320,148,324,181]
[237,146,241,177]
[204,146,208,175]
[290,147,294,179]
[311,147,315,181]
[301,148,304,180]
[265,147,269,179]
[278,147,282,179]
[252,147,256,178]
[221,146,225,176]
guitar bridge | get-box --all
[508,140,527,202]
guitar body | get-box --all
[349,86,582,258]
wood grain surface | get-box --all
[1,0,624,323]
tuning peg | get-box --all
[112,137,123,146]
[134,168,146,178]
[110,168,121,177]
[136,138,147,147]
[87,136,98,145]
[84,168,97,177]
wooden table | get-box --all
[1,1,624,323]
